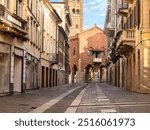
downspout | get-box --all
[56,21,58,61]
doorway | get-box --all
[85,64,93,82]
[14,56,23,92]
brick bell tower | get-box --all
[64,0,83,36]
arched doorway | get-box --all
[72,65,78,83]
[99,66,106,82]
[85,64,94,82]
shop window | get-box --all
[0,43,10,93]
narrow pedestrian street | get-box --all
[0,83,150,113]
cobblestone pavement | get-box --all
[0,83,150,113]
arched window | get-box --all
[72,8,75,14]
[73,47,76,55]
[76,9,80,15]
[76,24,79,28]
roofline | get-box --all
[58,26,68,39]
[43,0,62,23]
[82,25,104,34]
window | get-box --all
[17,0,22,17]
[72,9,75,14]
[76,9,80,15]
[3,0,8,8]
[73,47,76,56]
[76,24,79,28]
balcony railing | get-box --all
[105,22,115,37]
[117,3,128,17]
[122,29,135,42]
[0,4,28,40]
[116,29,135,55]
[123,0,134,4]
[93,58,102,63]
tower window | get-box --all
[72,9,75,14]
[76,24,79,28]
[76,9,80,15]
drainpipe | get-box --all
[56,21,58,58]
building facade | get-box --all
[41,1,62,88]
[64,0,83,36]
[26,0,43,90]
[0,0,28,95]
[0,0,72,96]
[69,26,107,83]
[105,0,150,93]
[52,2,72,84]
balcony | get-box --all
[105,22,115,37]
[117,3,128,17]
[49,53,59,64]
[93,58,102,63]
[0,4,28,40]
[123,0,134,4]
[116,29,135,55]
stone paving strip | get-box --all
[65,86,89,113]
[95,84,117,113]
[101,108,117,113]
[76,84,117,113]
[29,85,86,113]
[44,86,87,113]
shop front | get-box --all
[0,43,10,94]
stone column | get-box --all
[10,46,15,94]
[22,50,26,92]
[77,59,85,83]
[93,64,100,83]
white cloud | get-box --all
[84,0,107,16]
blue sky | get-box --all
[51,0,107,30]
